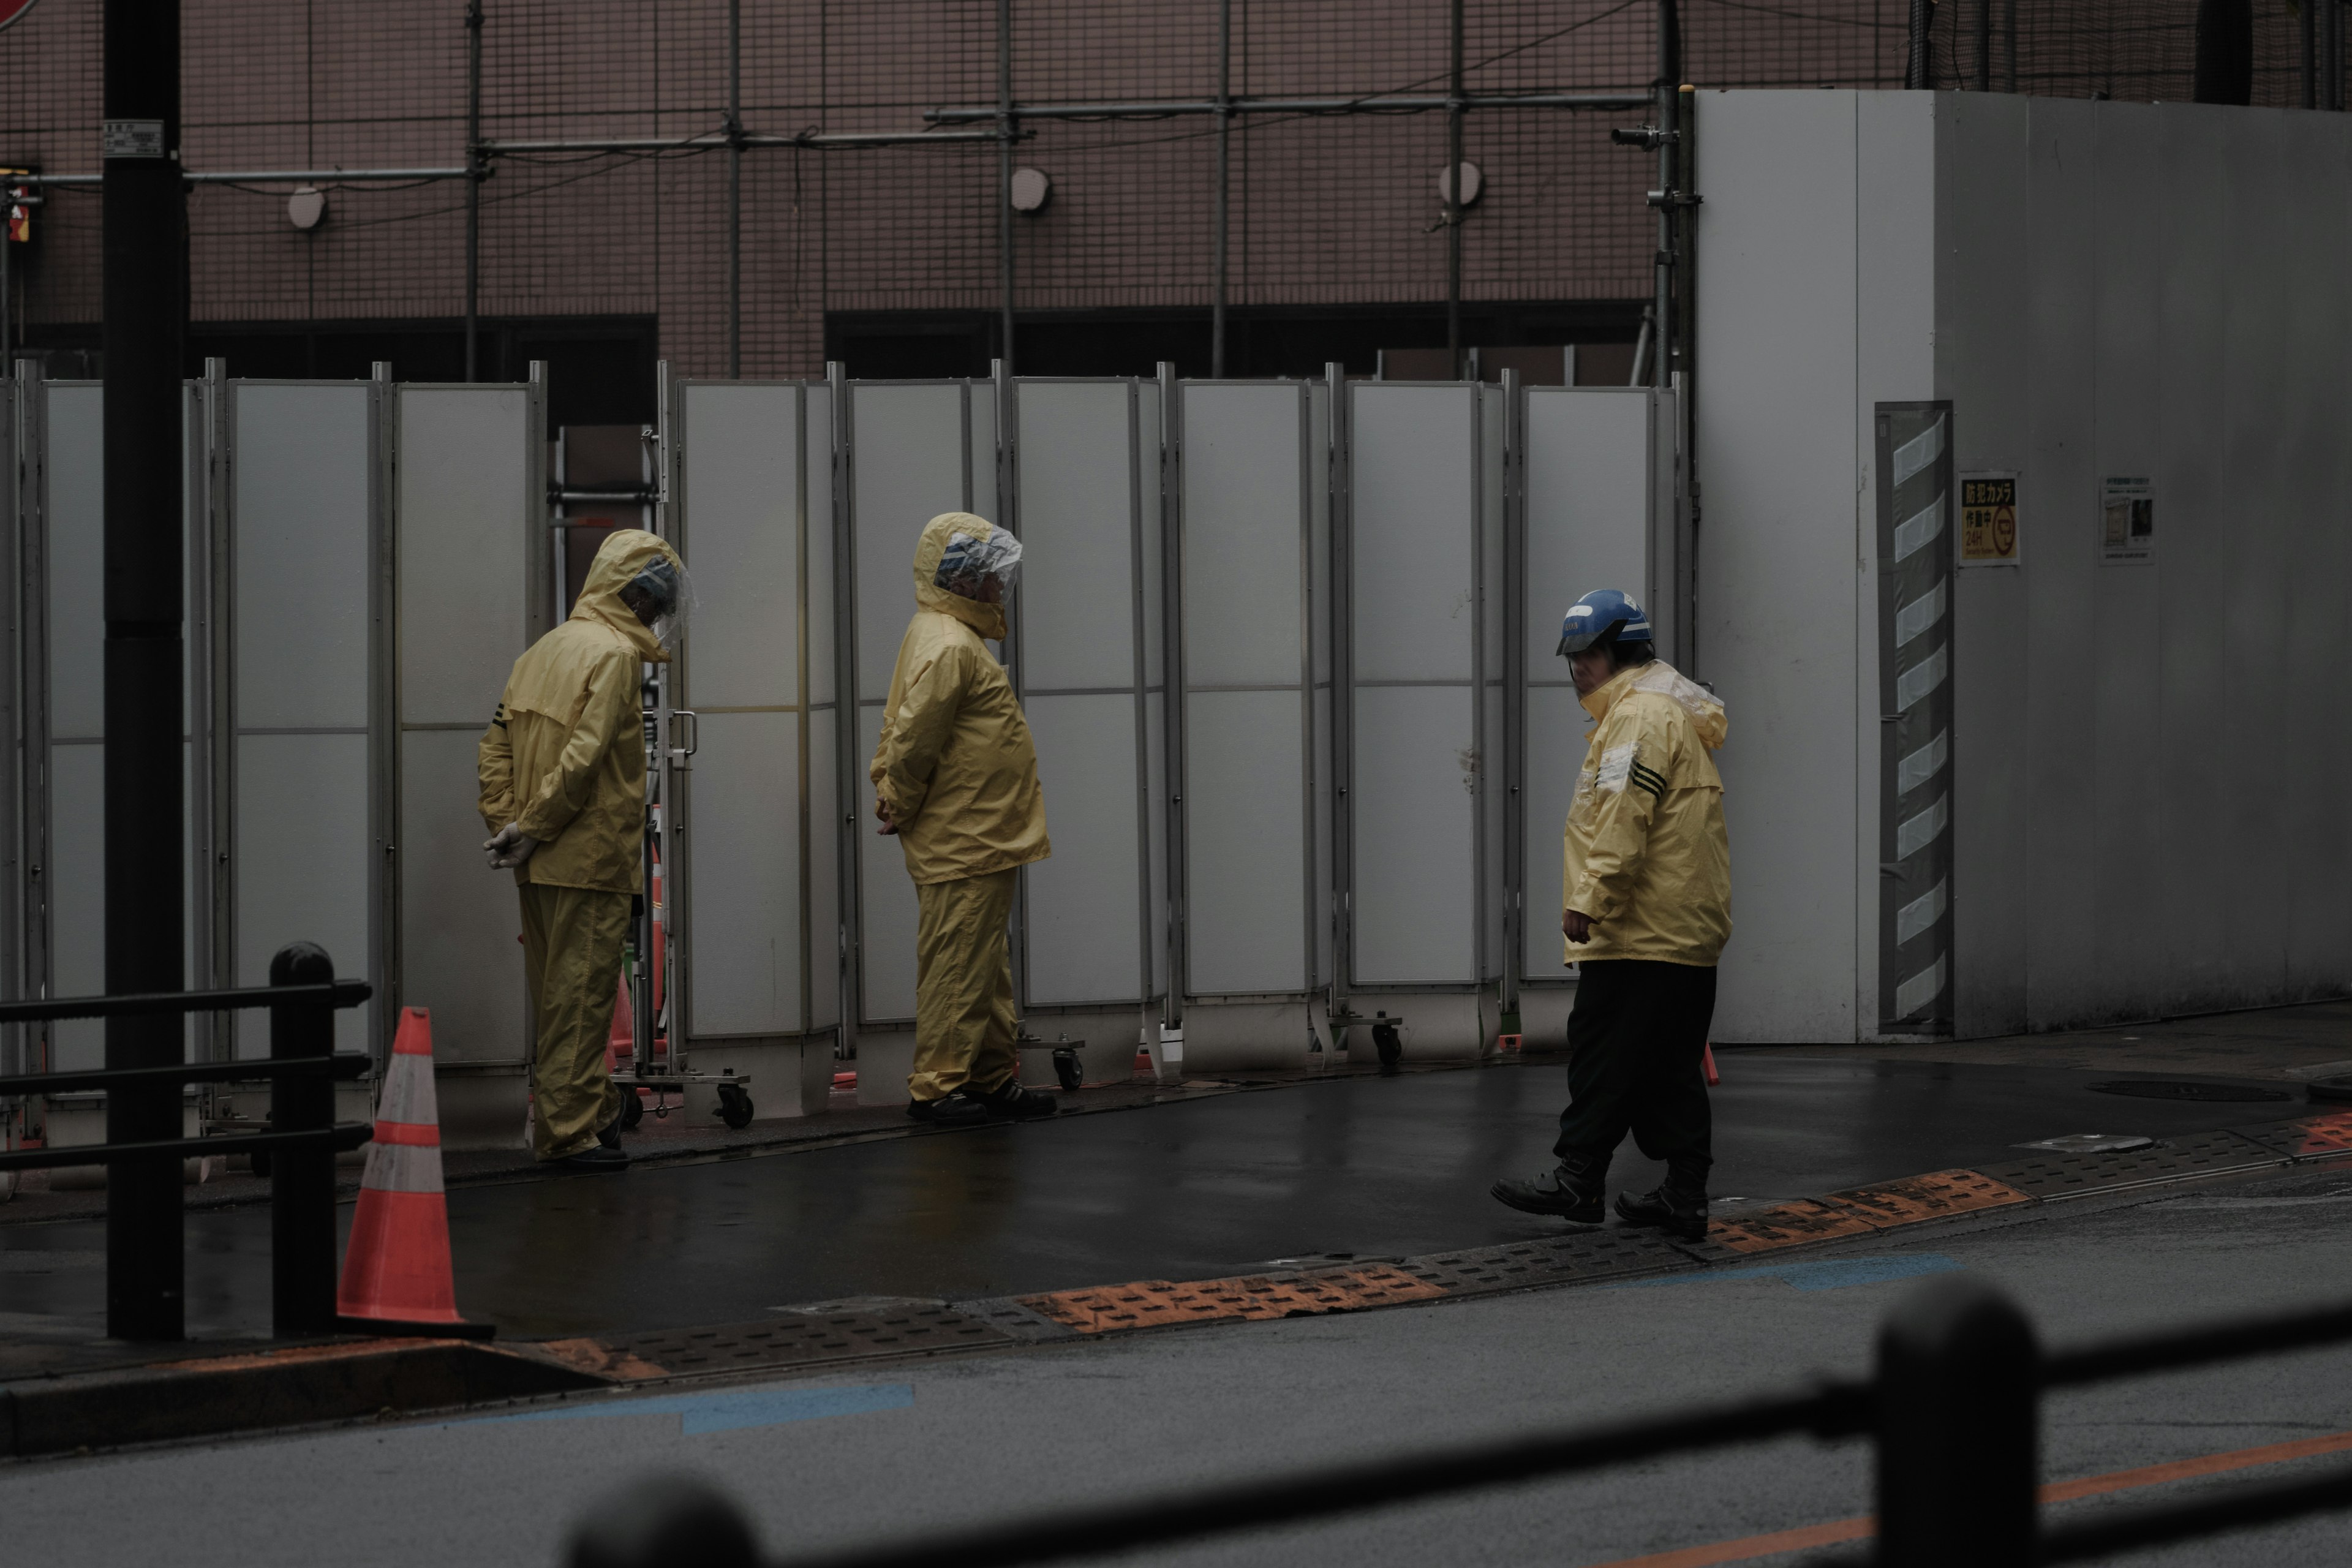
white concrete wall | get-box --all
[1701,88,2352,1041]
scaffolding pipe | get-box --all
[1906,0,1934,88]
[15,168,470,185]
[998,0,1015,373]
[1446,0,1463,378]
[2305,0,2318,107]
[1212,0,1231,378]
[464,0,482,382]
[928,92,1649,121]
[1653,0,1676,392]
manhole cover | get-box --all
[2307,1076,2352,1104]
[2087,1080,2292,1103]
[2016,1133,2154,1154]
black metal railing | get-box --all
[560,1276,2352,1568]
[0,941,374,1337]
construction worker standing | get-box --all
[871,511,1056,1129]
[1491,589,1730,1238]
[479,529,690,1172]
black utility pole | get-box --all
[101,0,188,1341]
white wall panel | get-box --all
[1013,380,1154,1007]
[1347,382,1490,988]
[1177,383,1320,998]
[675,382,818,1040]
[804,387,840,1031]
[395,385,531,1065]
[232,383,376,1057]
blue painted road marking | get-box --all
[481,1383,913,1435]
[1610,1254,1962,1292]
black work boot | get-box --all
[1490,1154,1610,1224]
[1614,1161,1711,1240]
[965,1079,1059,1120]
[907,1090,994,1128]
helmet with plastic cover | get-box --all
[933,523,1023,601]
[1556,588,1653,659]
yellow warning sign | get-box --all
[1959,473,2019,565]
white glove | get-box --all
[484,822,541,870]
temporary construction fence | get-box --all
[2,358,1678,1141]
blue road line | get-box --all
[1610,1254,1962,1292]
[475,1383,913,1435]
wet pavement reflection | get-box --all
[2,1054,2308,1341]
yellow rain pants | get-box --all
[520,883,629,1160]
[908,867,1020,1102]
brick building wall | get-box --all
[0,1,2334,385]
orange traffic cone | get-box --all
[339,1008,465,1327]
[606,971,634,1074]
[1702,1041,1721,1087]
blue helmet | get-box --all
[1556,589,1653,657]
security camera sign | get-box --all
[0,0,43,32]
[1958,473,2019,565]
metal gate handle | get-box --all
[669,709,699,759]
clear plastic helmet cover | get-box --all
[627,554,698,647]
[933,525,1024,600]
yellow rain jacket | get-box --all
[478,529,680,894]
[869,512,1051,886]
[1562,660,1732,967]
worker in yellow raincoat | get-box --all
[870,512,1055,1129]
[1492,589,1730,1238]
[479,529,689,1170]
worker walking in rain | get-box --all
[1491,589,1730,1239]
[480,529,690,1172]
[871,512,1057,1129]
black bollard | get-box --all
[565,1475,760,1568]
[270,942,339,1336]
[1874,1273,2038,1567]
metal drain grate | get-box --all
[1397,1231,1698,1295]
[587,1306,1014,1376]
[1823,1169,2037,1227]
[1698,1198,1879,1256]
[2087,1080,2293,1102]
[948,1297,1082,1341]
[1022,1265,1446,1334]
[1975,1129,2283,1200]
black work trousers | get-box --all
[1551,959,1717,1174]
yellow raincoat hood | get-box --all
[571,528,682,664]
[910,512,1009,644]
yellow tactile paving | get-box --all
[1022,1265,1447,1333]
[1704,1199,1879,1254]
[2283,1111,2352,1156]
[1825,1169,2035,1227]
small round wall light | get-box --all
[287,185,328,231]
[1435,161,1485,208]
[1009,167,1053,214]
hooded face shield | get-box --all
[933,526,1023,604]
[624,554,697,649]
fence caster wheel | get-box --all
[1053,1049,1083,1092]
[717,1084,754,1129]
[619,1091,644,1131]
[1373,1024,1402,1071]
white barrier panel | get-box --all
[1344,382,1503,997]
[843,380,996,1027]
[1009,379,1164,1009]
[230,382,382,1058]
[393,383,538,1065]
[1174,381,1331,1002]
[1518,386,1678,985]
[672,380,839,1044]
[29,383,204,1069]
[0,375,15,1072]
